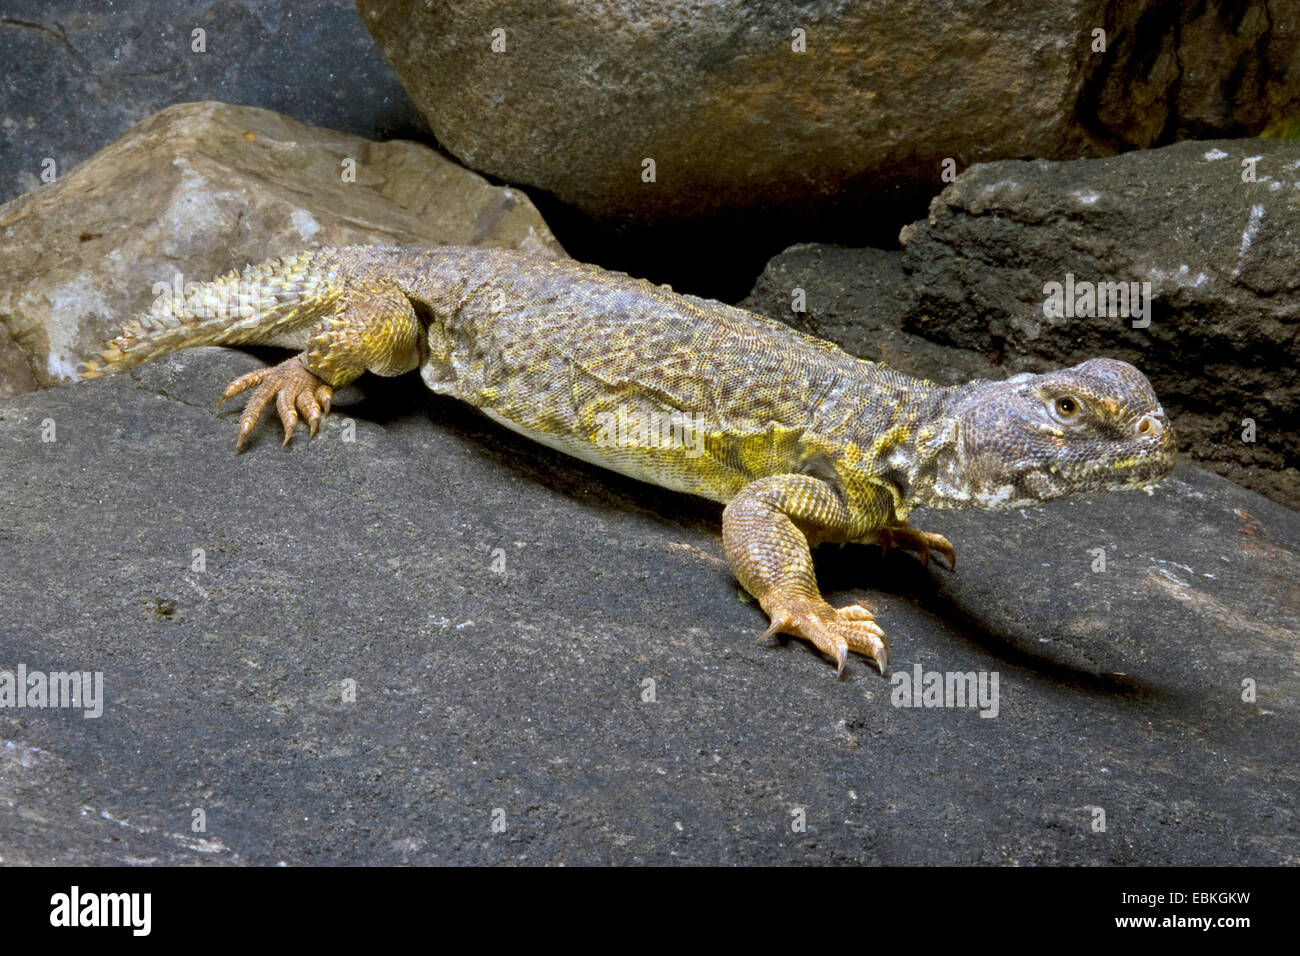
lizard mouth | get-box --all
[962,424,1177,510]
[1020,437,1177,503]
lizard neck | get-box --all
[898,378,999,512]
[875,379,985,516]
[828,371,964,522]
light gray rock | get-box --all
[0,101,564,397]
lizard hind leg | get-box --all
[723,474,889,676]
[217,283,423,451]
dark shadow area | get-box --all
[520,179,934,302]
[812,540,1165,700]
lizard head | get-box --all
[920,358,1176,510]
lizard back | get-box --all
[388,246,935,504]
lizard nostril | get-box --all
[1135,415,1162,438]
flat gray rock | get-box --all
[1,348,1296,864]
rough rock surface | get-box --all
[899,138,1300,509]
[0,101,563,397]
[356,0,1300,227]
[0,348,1295,864]
[0,0,425,205]
[742,244,995,388]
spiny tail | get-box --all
[80,248,344,378]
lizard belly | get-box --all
[476,407,740,504]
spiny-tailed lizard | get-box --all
[82,245,1176,674]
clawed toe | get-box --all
[760,611,795,642]
[868,524,957,571]
[216,356,333,451]
[758,590,890,676]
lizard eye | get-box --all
[1050,395,1084,424]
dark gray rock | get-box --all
[1,347,1296,864]
[899,138,1300,509]
[0,0,425,206]
[741,244,996,387]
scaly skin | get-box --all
[83,245,1177,675]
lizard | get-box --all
[81,244,1177,675]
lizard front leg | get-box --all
[859,523,956,569]
[722,474,888,675]
[218,283,423,450]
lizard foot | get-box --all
[758,589,888,676]
[216,356,334,451]
[865,524,956,570]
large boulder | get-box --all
[0,101,564,397]
[356,0,1300,227]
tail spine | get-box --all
[81,248,341,378]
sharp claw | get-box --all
[835,646,848,676]
[760,613,793,641]
[218,369,267,409]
